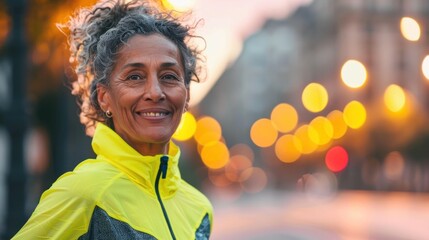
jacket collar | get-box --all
[91,123,181,198]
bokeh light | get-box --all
[201,141,229,169]
[0,14,10,48]
[384,84,406,113]
[275,134,302,163]
[298,172,338,197]
[250,118,278,147]
[194,116,222,146]
[208,169,232,188]
[173,112,197,141]
[309,116,333,146]
[343,101,367,129]
[161,0,197,12]
[400,17,421,41]
[383,151,405,181]
[341,59,367,88]
[422,55,429,80]
[327,110,348,139]
[325,146,349,172]
[229,143,255,162]
[301,83,329,113]
[239,167,268,193]
[270,103,298,133]
[294,125,319,154]
[225,154,253,182]
[32,43,50,65]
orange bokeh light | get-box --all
[327,110,348,139]
[250,118,278,148]
[194,116,222,145]
[275,134,302,163]
[270,103,298,133]
[294,125,319,154]
[201,141,229,169]
[309,116,333,145]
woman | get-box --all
[13,0,212,239]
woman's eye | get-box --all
[161,74,179,81]
[127,74,142,80]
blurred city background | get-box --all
[1,0,429,239]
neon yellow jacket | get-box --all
[13,123,213,240]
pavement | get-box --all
[210,190,429,240]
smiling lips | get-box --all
[137,109,170,119]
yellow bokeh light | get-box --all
[302,83,329,113]
[294,125,319,154]
[201,141,229,169]
[384,84,406,113]
[341,59,367,88]
[422,55,429,80]
[275,134,302,163]
[327,110,348,139]
[270,103,298,133]
[343,101,367,129]
[194,116,222,146]
[161,0,197,12]
[173,112,197,141]
[400,17,421,41]
[310,116,333,145]
[307,125,320,145]
[250,118,278,148]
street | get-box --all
[210,190,429,240]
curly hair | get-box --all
[58,0,202,136]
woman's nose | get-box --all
[144,77,165,102]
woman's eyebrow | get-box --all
[160,62,180,68]
[121,62,180,71]
[121,62,145,70]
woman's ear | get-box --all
[97,84,110,112]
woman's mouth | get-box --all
[141,112,167,117]
[136,109,171,119]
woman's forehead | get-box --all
[117,34,181,63]
[113,34,184,71]
[122,34,178,54]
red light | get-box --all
[325,146,348,172]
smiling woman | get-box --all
[12,1,212,239]
[97,34,189,155]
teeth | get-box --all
[141,112,166,117]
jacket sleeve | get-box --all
[11,172,96,240]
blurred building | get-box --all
[198,0,429,193]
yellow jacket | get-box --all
[13,123,213,239]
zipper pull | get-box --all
[160,156,169,179]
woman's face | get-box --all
[98,34,189,155]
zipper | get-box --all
[155,155,176,240]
